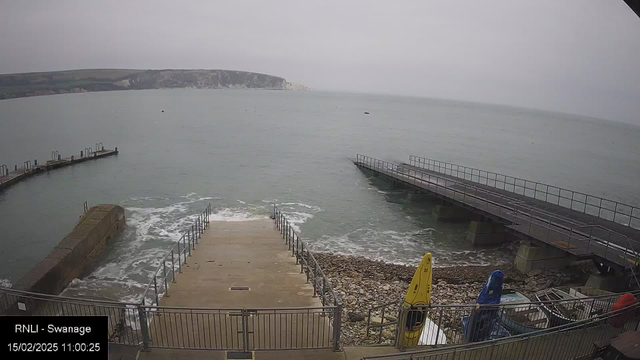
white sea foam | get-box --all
[312,227,506,267]
[272,202,323,232]
[209,208,269,221]
[62,193,214,303]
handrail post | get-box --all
[333,303,342,351]
[186,229,191,255]
[396,307,407,351]
[183,235,187,264]
[138,306,151,352]
[153,276,160,306]
[300,241,305,274]
[171,249,177,281]
[322,276,327,305]
[163,261,169,297]
[604,231,612,259]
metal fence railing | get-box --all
[355,154,640,271]
[142,305,339,351]
[0,287,143,346]
[141,204,211,307]
[273,205,342,309]
[0,286,341,351]
[272,204,342,350]
[408,155,640,230]
[363,301,640,360]
[366,289,640,350]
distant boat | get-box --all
[499,290,549,334]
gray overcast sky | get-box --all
[1,1,639,124]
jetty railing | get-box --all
[409,155,640,230]
[272,205,342,309]
[141,204,211,307]
[356,155,640,270]
[363,301,640,360]
[272,204,342,350]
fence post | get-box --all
[187,230,192,256]
[163,261,169,297]
[241,309,250,353]
[183,236,188,264]
[138,306,151,352]
[301,241,305,274]
[171,249,176,282]
[153,277,160,306]
[333,303,342,351]
[322,276,327,305]
[395,307,407,351]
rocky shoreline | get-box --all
[314,253,593,346]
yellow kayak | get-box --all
[403,252,433,346]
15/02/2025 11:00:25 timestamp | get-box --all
[1,316,108,359]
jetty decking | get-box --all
[355,154,640,272]
[0,146,118,190]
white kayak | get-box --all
[417,317,447,345]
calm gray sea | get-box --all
[1,89,638,301]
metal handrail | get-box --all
[272,205,343,351]
[366,300,640,358]
[140,304,338,311]
[141,204,211,307]
[355,154,639,270]
[408,155,640,229]
[367,289,640,317]
[0,286,139,306]
[366,287,640,332]
[272,204,342,307]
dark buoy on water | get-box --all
[161,110,165,113]
[364,111,370,115]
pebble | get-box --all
[315,252,593,346]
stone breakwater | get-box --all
[314,253,593,346]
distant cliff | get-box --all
[0,69,308,100]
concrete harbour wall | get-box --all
[12,204,125,295]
